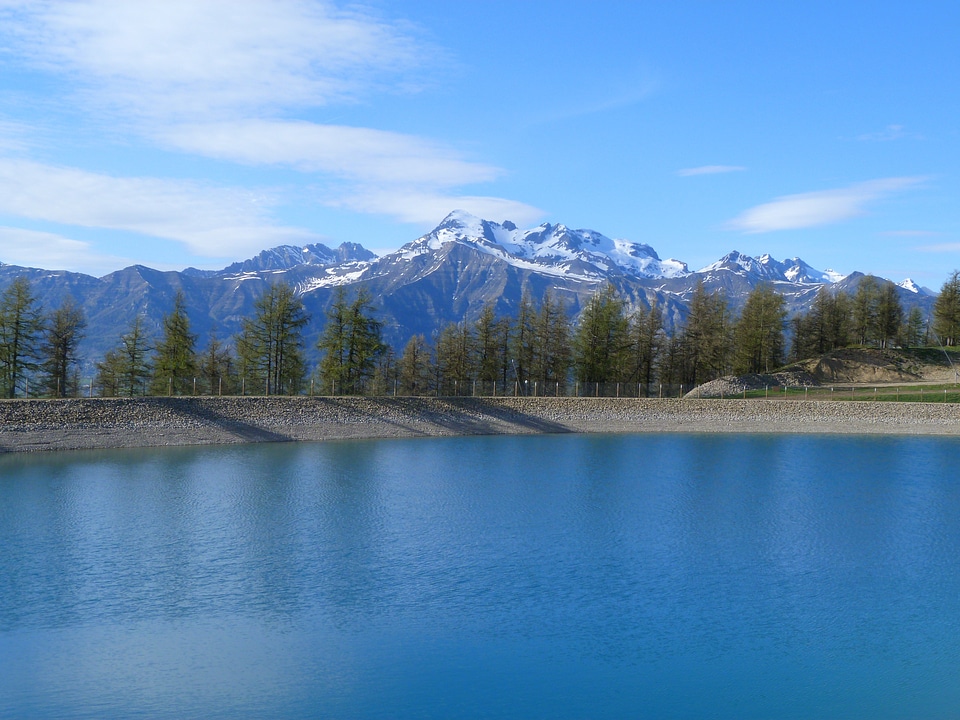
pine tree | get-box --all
[529,291,571,392]
[198,332,236,395]
[901,307,926,348]
[933,270,960,346]
[0,277,44,398]
[853,276,881,346]
[626,299,664,395]
[680,280,731,385]
[434,321,474,395]
[239,282,309,395]
[317,288,385,394]
[572,284,629,385]
[151,291,198,395]
[875,283,903,349]
[98,315,152,396]
[473,303,502,386]
[733,283,787,374]
[398,334,432,395]
[40,297,86,398]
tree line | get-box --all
[0,271,956,399]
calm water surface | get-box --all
[1,433,959,719]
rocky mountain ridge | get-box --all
[0,211,938,366]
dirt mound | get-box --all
[796,348,927,383]
[687,370,818,398]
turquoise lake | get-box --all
[2,433,960,718]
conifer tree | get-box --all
[0,277,44,397]
[933,270,960,346]
[398,334,432,395]
[733,283,787,374]
[529,291,571,392]
[151,291,197,395]
[680,280,731,385]
[626,299,664,394]
[473,303,502,386]
[433,321,474,395]
[875,282,903,349]
[96,315,152,396]
[317,287,384,394]
[572,284,629,385]
[239,281,309,395]
[198,332,236,395]
[40,297,86,398]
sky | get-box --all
[0,1,957,288]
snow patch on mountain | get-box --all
[400,210,690,281]
[698,250,841,284]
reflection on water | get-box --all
[2,434,960,718]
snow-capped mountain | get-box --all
[185,241,375,277]
[897,278,935,296]
[696,251,842,285]
[0,210,937,362]
[395,210,689,282]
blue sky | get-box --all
[0,1,957,287]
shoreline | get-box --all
[3,396,960,453]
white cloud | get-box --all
[0,226,133,275]
[916,242,960,253]
[725,177,925,233]
[161,119,542,227]
[160,120,501,186]
[330,188,544,227]
[856,124,920,142]
[676,165,746,177]
[1,0,431,119]
[881,229,941,237]
[0,159,318,256]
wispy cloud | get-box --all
[881,229,941,237]
[160,120,501,186]
[1,0,433,120]
[725,177,925,233]
[0,226,135,276]
[0,159,319,256]
[676,165,746,177]
[916,242,960,253]
[329,188,544,227]
[0,1,534,235]
[856,124,921,142]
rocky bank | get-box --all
[2,396,960,453]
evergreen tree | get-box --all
[198,332,236,395]
[94,348,125,397]
[852,276,881,346]
[239,282,309,395]
[626,300,664,394]
[733,283,787,374]
[511,292,537,385]
[473,303,502,385]
[317,288,385,394]
[434,321,474,395]
[398,334,432,395]
[98,315,152,396]
[875,282,903,349]
[680,280,731,385]
[933,270,960,346]
[151,291,198,395]
[40,297,86,398]
[572,284,629,384]
[0,277,44,397]
[529,291,571,392]
[901,307,926,348]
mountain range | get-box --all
[0,210,938,368]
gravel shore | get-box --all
[2,396,960,453]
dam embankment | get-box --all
[2,396,960,453]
